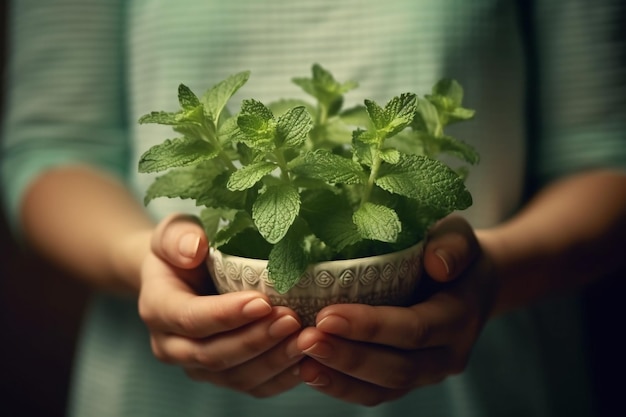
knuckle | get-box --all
[193,350,228,371]
[407,317,431,349]
[150,338,171,363]
[174,303,202,335]
[137,298,158,327]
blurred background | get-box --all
[0,2,623,416]
[0,5,90,417]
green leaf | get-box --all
[175,105,206,125]
[252,184,301,244]
[201,71,250,124]
[413,98,441,136]
[364,99,387,130]
[195,172,248,209]
[447,107,476,124]
[178,84,201,110]
[213,210,255,248]
[352,202,401,243]
[380,148,401,164]
[138,137,218,173]
[227,161,277,191]
[376,154,472,211]
[292,63,358,108]
[237,99,276,149]
[289,150,365,185]
[199,207,232,242]
[268,99,315,117]
[300,190,362,252]
[267,233,309,294]
[138,111,179,125]
[432,135,480,165]
[276,106,313,148]
[364,93,417,139]
[143,162,222,205]
[431,78,464,108]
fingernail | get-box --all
[269,315,301,338]
[305,373,330,387]
[435,249,453,276]
[303,341,333,359]
[316,315,349,335]
[286,338,304,359]
[179,233,200,259]
[242,298,272,318]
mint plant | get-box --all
[138,64,479,293]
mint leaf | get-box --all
[178,84,201,110]
[292,63,358,107]
[199,206,234,242]
[376,154,472,211]
[237,99,276,149]
[138,137,219,173]
[138,111,179,125]
[227,161,276,191]
[431,135,480,165]
[431,78,464,108]
[201,71,250,124]
[276,106,313,148]
[213,210,255,248]
[380,148,401,164]
[267,233,308,294]
[413,98,441,136]
[269,99,315,117]
[352,202,401,243]
[289,150,365,185]
[195,172,247,209]
[143,163,220,205]
[300,190,362,252]
[252,184,301,244]
[365,93,417,139]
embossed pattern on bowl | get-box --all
[207,241,424,326]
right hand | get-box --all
[137,214,304,398]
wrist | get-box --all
[108,228,154,294]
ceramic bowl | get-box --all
[207,241,424,326]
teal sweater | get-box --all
[2,1,625,416]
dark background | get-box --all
[0,4,91,417]
[0,2,623,416]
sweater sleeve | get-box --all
[1,0,129,230]
[530,0,626,183]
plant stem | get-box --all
[362,149,382,206]
[274,149,291,182]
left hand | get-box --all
[295,216,496,406]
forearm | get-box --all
[21,165,154,294]
[482,169,626,316]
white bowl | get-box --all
[207,241,424,326]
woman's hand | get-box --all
[137,214,304,398]
[295,216,494,406]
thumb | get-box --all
[151,213,209,269]
[423,215,480,282]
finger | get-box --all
[314,298,467,349]
[151,213,209,269]
[183,335,304,396]
[297,329,456,391]
[139,274,274,337]
[424,215,480,282]
[152,307,301,369]
[297,359,410,406]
